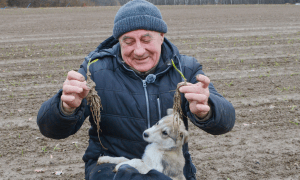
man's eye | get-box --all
[142,39,151,43]
[122,38,134,45]
[124,40,134,45]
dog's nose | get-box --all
[143,132,149,138]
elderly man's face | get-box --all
[119,30,164,72]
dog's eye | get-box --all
[156,122,159,125]
[162,130,168,135]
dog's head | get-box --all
[143,109,189,150]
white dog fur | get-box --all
[97,110,189,180]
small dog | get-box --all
[97,110,189,180]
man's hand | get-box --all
[179,74,210,119]
[61,70,90,113]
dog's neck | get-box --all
[155,144,185,179]
[148,143,183,155]
[142,143,185,179]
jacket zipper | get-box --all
[120,58,178,129]
[142,80,151,128]
[141,65,172,126]
[157,97,161,120]
[120,63,152,128]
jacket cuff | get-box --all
[187,97,214,126]
[193,105,212,122]
[60,99,77,116]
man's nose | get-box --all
[134,42,145,56]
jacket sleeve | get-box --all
[36,59,91,139]
[182,56,236,135]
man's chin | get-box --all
[132,65,154,73]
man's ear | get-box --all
[160,32,164,45]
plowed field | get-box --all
[0,5,299,180]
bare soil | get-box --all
[0,5,299,180]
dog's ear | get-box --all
[167,108,173,115]
[180,130,189,144]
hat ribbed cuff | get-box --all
[113,15,168,39]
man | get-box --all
[37,0,235,179]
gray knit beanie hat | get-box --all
[113,0,168,39]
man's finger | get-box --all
[196,74,210,89]
[179,84,198,94]
[189,101,210,117]
[67,70,85,82]
[61,94,82,108]
[184,93,208,104]
[196,104,210,113]
[63,84,83,94]
[68,80,89,91]
[61,94,75,102]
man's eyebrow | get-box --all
[142,33,153,38]
[121,36,133,42]
[121,33,153,42]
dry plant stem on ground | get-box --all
[86,60,107,150]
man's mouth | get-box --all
[135,57,148,61]
[134,57,149,63]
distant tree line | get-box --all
[95,0,299,5]
[89,0,300,5]
[1,0,299,8]
[1,0,94,8]
[147,0,298,4]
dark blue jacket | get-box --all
[37,36,235,180]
